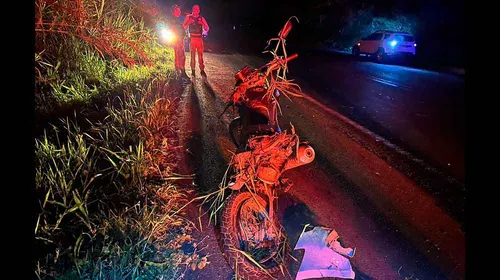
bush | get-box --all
[35,0,175,115]
[330,7,418,51]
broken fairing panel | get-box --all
[294,226,356,280]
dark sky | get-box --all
[160,0,463,30]
[159,0,269,24]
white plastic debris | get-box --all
[294,226,356,280]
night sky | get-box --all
[159,0,463,26]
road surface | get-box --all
[286,51,465,182]
[171,53,465,280]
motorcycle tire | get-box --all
[220,191,290,280]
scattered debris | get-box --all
[294,226,356,279]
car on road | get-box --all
[352,31,416,62]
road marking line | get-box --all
[366,75,413,91]
[368,76,399,87]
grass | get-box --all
[34,0,203,278]
[35,38,175,117]
[35,81,205,279]
[35,0,176,117]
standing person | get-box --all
[169,4,187,77]
[183,4,209,77]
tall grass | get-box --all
[35,81,206,279]
[35,0,175,116]
[34,0,202,278]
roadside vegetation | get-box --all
[34,0,206,278]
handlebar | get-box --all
[262,53,299,72]
[285,53,298,63]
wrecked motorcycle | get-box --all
[218,17,315,279]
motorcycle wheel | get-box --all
[221,191,290,280]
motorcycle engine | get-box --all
[235,66,253,83]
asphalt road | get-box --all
[173,53,465,280]
[285,50,465,183]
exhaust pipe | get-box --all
[284,144,315,171]
[257,144,315,184]
[233,144,315,188]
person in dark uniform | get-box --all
[169,4,186,77]
[183,4,209,76]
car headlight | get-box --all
[390,40,397,47]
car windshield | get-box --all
[394,35,414,42]
[365,33,383,40]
